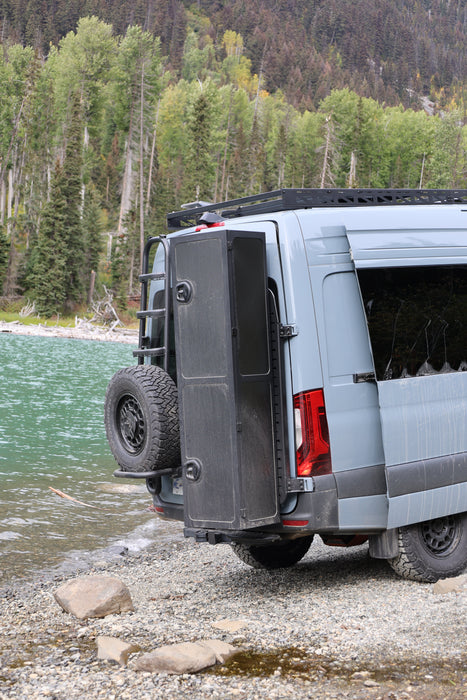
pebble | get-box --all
[0,537,465,699]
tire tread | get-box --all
[104,364,180,472]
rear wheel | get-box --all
[104,364,180,472]
[389,513,467,582]
[231,536,313,570]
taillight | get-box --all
[195,221,225,232]
[293,389,331,477]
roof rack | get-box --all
[166,188,467,230]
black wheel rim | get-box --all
[117,394,146,454]
[420,516,459,556]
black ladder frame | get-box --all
[133,236,170,370]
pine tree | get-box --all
[30,160,67,317]
[82,185,103,300]
[185,89,216,200]
[61,91,85,306]
[0,225,8,294]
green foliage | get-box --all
[0,227,8,293]
[1,8,467,308]
[82,185,103,287]
[185,84,218,200]
[30,161,68,317]
[426,112,464,188]
[61,91,85,305]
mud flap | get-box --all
[171,229,280,530]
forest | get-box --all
[1,2,467,315]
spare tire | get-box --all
[104,364,180,472]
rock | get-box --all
[351,671,372,680]
[133,639,236,674]
[196,639,237,664]
[97,636,139,665]
[211,619,249,633]
[433,574,467,595]
[54,576,134,620]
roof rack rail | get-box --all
[166,188,467,230]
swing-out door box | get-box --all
[170,229,280,531]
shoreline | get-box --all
[1,537,465,699]
[0,319,138,344]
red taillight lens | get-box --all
[293,389,331,477]
[195,221,225,232]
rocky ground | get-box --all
[0,319,138,344]
[0,535,465,700]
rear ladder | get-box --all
[133,236,170,370]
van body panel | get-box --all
[135,196,467,540]
[387,483,467,529]
[377,374,467,466]
[336,210,467,528]
[338,495,388,530]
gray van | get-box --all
[104,188,467,583]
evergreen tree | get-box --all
[185,88,216,200]
[0,226,8,294]
[30,160,67,317]
[426,111,465,188]
[61,91,85,306]
[82,185,103,297]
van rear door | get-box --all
[347,218,467,529]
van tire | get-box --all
[231,536,313,569]
[104,365,180,472]
[388,513,467,582]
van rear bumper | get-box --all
[153,467,390,539]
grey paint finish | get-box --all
[338,495,388,530]
[387,482,467,529]
[377,374,467,467]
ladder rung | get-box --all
[133,347,166,357]
[139,272,166,282]
[137,309,165,319]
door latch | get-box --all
[279,324,298,338]
[176,281,193,303]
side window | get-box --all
[357,266,467,380]
[323,271,374,378]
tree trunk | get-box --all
[146,99,160,216]
[118,108,134,235]
[220,87,233,201]
[139,61,145,267]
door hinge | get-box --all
[287,477,314,493]
[353,371,376,383]
[279,324,298,338]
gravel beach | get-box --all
[1,532,465,700]
[1,322,465,698]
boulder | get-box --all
[97,636,139,665]
[54,576,134,620]
[196,639,237,664]
[433,574,467,595]
[133,639,236,674]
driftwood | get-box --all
[19,299,36,317]
[49,486,112,511]
[89,287,123,328]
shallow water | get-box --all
[0,334,182,585]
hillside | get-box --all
[1,2,467,315]
[1,0,467,108]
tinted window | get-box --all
[357,266,467,380]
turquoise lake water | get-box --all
[0,334,182,586]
